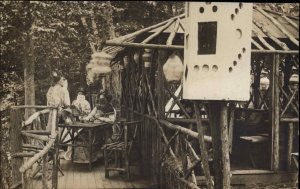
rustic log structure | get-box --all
[101,5,299,189]
[9,5,298,189]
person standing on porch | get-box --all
[46,71,71,121]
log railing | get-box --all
[10,106,59,189]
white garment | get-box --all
[72,95,91,115]
[46,84,70,108]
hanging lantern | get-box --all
[133,52,140,64]
[259,69,269,91]
[123,55,129,68]
[260,76,270,91]
[142,49,152,68]
[289,73,299,91]
[90,51,113,74]
[163,51,184,82]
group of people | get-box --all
[46,71,115,160]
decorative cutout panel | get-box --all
[183,2,253,101]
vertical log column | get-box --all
[10,108,23,187]
[287,122,294,170]
[209,102,231,189]
[156,48,167,186]
[269,54,280,171]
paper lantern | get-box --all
[260,76,270,91]
[289,73,299,90]
[142,49,152,68]
[163,52,183,81]
[133,52,140,64]
[91,51,113,74]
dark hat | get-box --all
[78,87,85,94]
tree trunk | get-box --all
[24,1,35,118]
[105,1,116,40]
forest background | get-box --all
[0,2,299,188]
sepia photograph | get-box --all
[0,2,299,189]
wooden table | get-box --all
[58,121,112,170]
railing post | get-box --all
[10,108,23,187]
[42,153,48,189]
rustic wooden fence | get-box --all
[10,106,59,189]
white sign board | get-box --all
[183,2,253,101]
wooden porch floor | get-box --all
[32,159,157,189]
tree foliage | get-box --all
[0,2,184,188]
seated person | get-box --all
[71,89,91,117]
[62,89,92,160]
[69,92,116,162]
[83,92,116,123]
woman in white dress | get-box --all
[46,71,72,160]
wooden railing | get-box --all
[10,106,59,189]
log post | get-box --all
[42,153,48,189]
[156,46,167,182]
[10,108,23,187]
[287,122,294,170]
[269,54,280,171]
[208,102,231,189]
[52,136,59,189]
[194,102,214,189]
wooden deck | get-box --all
[32,159,157,189]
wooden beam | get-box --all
[251,50,299,54]
[167,118,198,124]
[253,20,289,50]
[166,19,180,45]
[159,119,212,143]
[282,15,298,29]
[142,20,175,44]
[255,7,299,46]
[269,54,280,171]
[208,102,231,189]
[21,131,49,142]
[107,14,184,43]
[24,130,51,135]
[11,106,58,109]
[105,41,184,50]
[12,152,35,158]
[251,39,264,50]
[253,30,275,50]
[105,41,299,54]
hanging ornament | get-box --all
[91,51,113,74]
[289,73,299,91]
[260,70,269,91]
[133,52,140,64]
[163,51,184,81]
[142,49,152,68]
